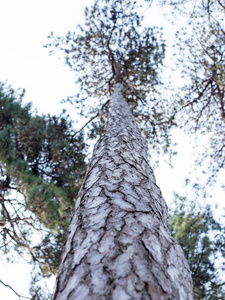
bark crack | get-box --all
[52,83,194,300]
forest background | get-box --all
[0,0,224,299]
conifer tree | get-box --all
[161,0,225,185]
[170,195,225,299]
[51,1,194,298]
[0,82,87,294]
[52,82,194,299]
[47,0,175,156]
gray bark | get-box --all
[52,83,194,300]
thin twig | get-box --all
[72,99,110,138]
[0,279,31,300]
[72,113,99,138]
[216,0,225,10]
[141,0,153,15]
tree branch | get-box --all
[72,113,99,138]
[72,99,110,138]
[216,0,225,10]
[0,279,31,300]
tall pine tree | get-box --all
[50,1,194,298]
[52,82,194,299]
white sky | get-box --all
[0,0,224,299]
[0,0,93,116]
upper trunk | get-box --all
[52,83,194,300]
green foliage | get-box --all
[46,0,175,156]
[163,0,225,184]
[170,194,225,299]
[48,0,165,102]
[0,82,87,279]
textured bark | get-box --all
[52,84,194,300]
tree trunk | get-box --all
[52,83,194,300]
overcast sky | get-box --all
[0,0,93,116]
[0,1,224,299]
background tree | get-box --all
[0,82,87,298]
[170,194,225,299]
[155,2,225,296]
[161,0,225,186]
